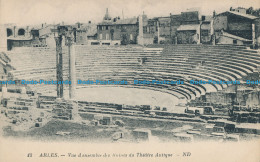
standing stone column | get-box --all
[55,35,63,98]
[157,21,160,44]
[68,35,79,121]
[71,100,79,121]
[252,23,256,48]
[68,36,76,99]
[138,15,144,45]
[210,19,215,45]
[59,37,63,98]
[1,85,7,99]
[21,87,27,95]
[1,75,7,106]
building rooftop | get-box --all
[86,26,97,37]
[204,15,213,22]
[217,11,259,20]
[98,17,138,26]
[221,31,252,42]
[115,18,138,25]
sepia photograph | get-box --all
[0,0,260,161]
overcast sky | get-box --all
[0,0,259,25]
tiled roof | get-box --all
[115,18,137,25]
[221,31,252,42]
[86,25,97,36]
[217,11,259,20]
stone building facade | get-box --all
[214,11,259,45]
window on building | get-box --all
[106,26,109,30]
[130,34,133,41]
[233,40,237,44]
[18,29,25,36]
[99,34,102,40]
[106,34,109,40]
[7,28,12,37]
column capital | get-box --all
[54,35,62,40]
[55,35,63,48]
[66,34,75,46]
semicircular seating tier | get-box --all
[7,45,260,100]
